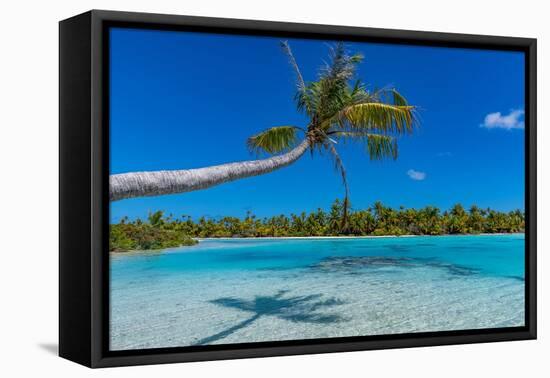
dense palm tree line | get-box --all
[110,199,525,252]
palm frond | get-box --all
[324,140,350,230]
[391,89,409,106]
[339,102,416,135]
[328,131,398,160]
[280,41,306,94]
[317,81,375,131]
[324,141,348,190]
[365,134,398,160]
[371,87,409,106]
[295,81,318,117]
[322,43,363,82]
[247,126,300,155]
[304,43,364,122]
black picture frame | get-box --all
[59,9,537,368]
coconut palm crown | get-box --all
[110,42,417,230]
[246,42,417,228]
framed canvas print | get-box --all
[59,10,537,368]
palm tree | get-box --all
[147,210,164,228]
[110,42,417,226]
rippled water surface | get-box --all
[110,234,525,350]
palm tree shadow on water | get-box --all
[193,290,347,346]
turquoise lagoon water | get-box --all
[110,234,525,350]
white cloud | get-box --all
[407,169,426,181]
[480,109,524,130]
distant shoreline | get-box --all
[110,202,525,252]
[197,233,524,241]
[110,233,524,254]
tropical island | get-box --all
[108,42,523,253]
[110,42,422,252]
[110,199,525,252]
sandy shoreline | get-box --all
[197,233,523,241]
[111,233,524,254]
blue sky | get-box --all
[109,28,525,222]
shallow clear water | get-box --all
[110,234,525,350]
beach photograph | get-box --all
[108,28,525,351]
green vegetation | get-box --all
[110,200,524,251]
[110,211,198,252]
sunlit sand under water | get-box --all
[110,234,525,350]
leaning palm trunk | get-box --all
[110,139,310,201]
